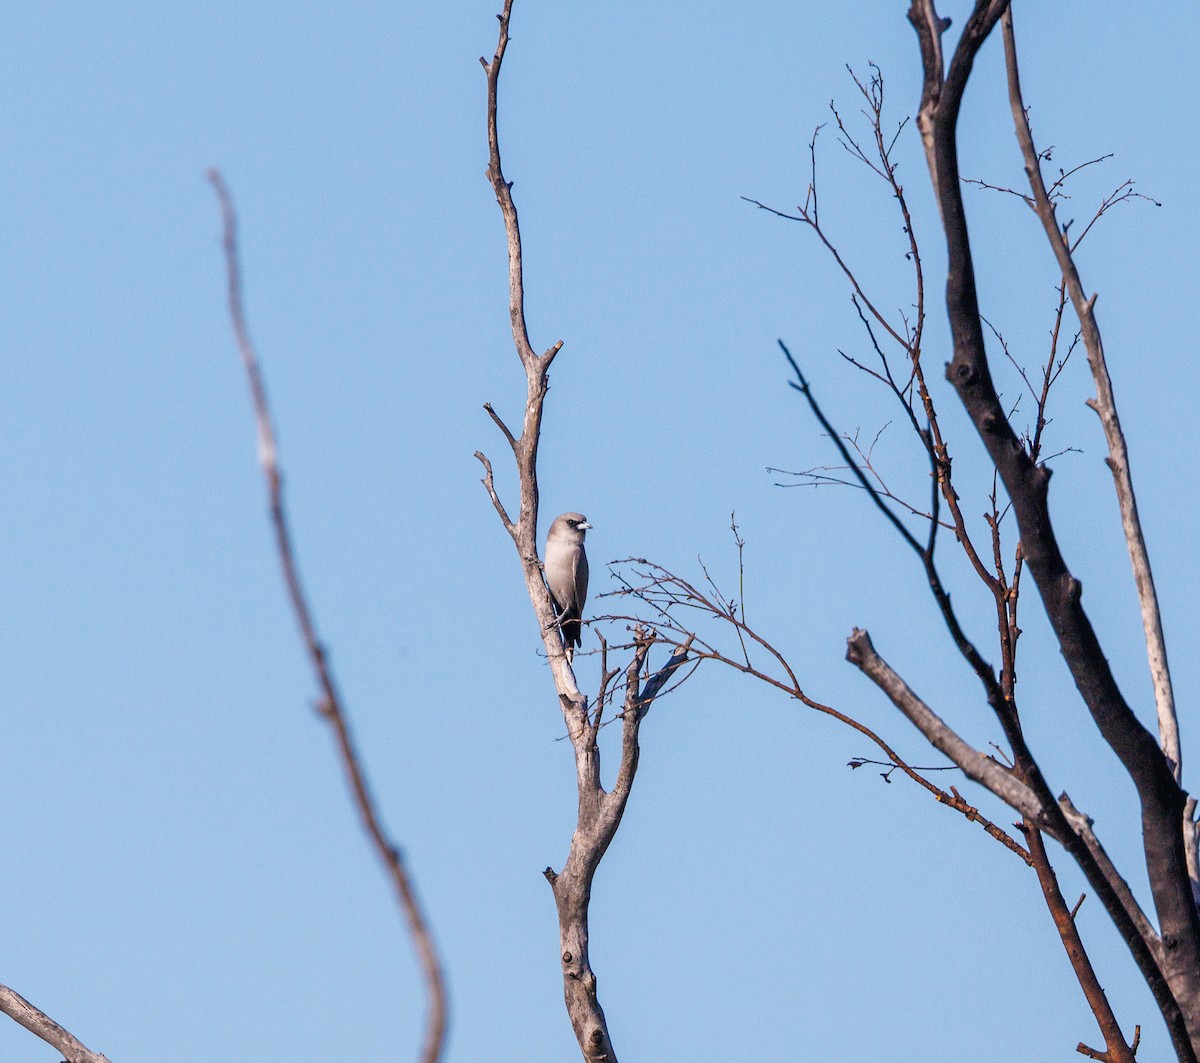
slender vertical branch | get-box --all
[208,169,447,1063]
[1000,11,1200,1035]
[999,7,1178,783]
[478,6,691,1060]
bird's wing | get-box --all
[577,548,589,615]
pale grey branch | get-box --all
[1059,793,1163,966]
[846,627,1045,823]
[209,169,447,1063]
[1000,9,1179,784]
[0,985,112,1063]
[480,5,686,1059]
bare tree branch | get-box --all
[846,628,1044,822]
[208,169,447,1063]
[999,7,1179,784]
[542,635,691,1063]
[1019,825,1138,1063]
[606,558,1031,863]
[1059,794,1163,966]
[748,28,1197,1053]
[0,985,112,1063]
[783,344,1014,710]
[478,6,694,1059]
[907,2,1200,1054]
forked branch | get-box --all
[605,556,1031,863]
[478,5,689,1060]
[907,2,1200,1055]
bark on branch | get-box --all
[479,5,688,1058]
[1058,794,1163,968]
[544,635,692,1062]
[908,2,1200,1054]
[1020,825,1138,1063]
[998,8,1179,783]
[0,985,112,1063]
[846,628,1044,823]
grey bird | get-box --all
[545,512,592,660]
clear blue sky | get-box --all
[2,2,1197,1060]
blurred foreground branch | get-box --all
[208,169,447,1063]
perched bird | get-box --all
[545,512,592,660]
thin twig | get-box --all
[606,559,1031,862]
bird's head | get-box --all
[549,512,592,544]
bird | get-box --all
[545,512,592,660]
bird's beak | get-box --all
[579,521,593,530]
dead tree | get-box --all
[911,5,1200,1056]
[607,3,1198,1060]
[476,4,691,1061]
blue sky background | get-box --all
[2,2,1198,1060]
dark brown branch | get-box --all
[743,198,907,351]
[771,66,1007,673]
[1069,180,1161,254]
[907,4,1200,1056]
[208,169,447,1063]
[783,344,923,555]
[771,431,950,528]
[765,27,1185,1053]
[1021,823,1138,1063]
[1079,1028,1142,1063]
[0,985,112,1063]
[783,343,1009,712]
